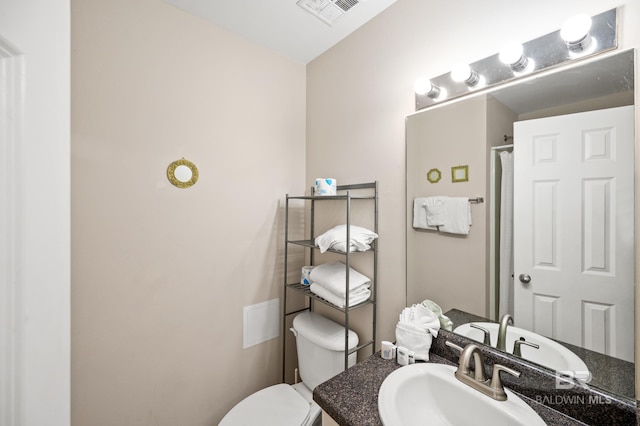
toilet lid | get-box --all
[219,384,310,426]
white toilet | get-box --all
[220,311,359,426]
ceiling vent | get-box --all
[297,0,359,26]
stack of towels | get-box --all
[395,303,441,361]
[315,224,378,253]
[413,196,472,235]
[309,261,371,308]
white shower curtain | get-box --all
[499,151,514,318]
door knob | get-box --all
[519,274,532,284]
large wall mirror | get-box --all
[406,49,635,401]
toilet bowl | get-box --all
[219,382,320,426]
[219,311,358,425]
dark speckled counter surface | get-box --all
[313,309,637,425]
[313,352,589,426]
[313,353,402,426]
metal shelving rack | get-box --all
[282,181,378,379]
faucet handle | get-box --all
[512,337,540,357]
[445,340,463,353]
[470,323,491,345]
[445,341,466,368]
[445,340,463,356]
[490,364,521,401]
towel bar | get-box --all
[469,197,484,203]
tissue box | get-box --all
[301,266,314,285]
[314,178,337,196]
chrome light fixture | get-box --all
[415,8,617,111]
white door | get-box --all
[513,105,634,363]
[0,1,70,425]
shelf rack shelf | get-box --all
[282,181,378,379]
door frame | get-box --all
[0,36,23,426]
[0,0,71,424]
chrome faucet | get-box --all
[496,314,513,351]
[470,323,491,345]
[446,341,521,401]
[513,337,540,358]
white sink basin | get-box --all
[454,322,590,378]
[378,363,546,426]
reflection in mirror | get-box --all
[174,165,193,183]
[426,168,441,184]
[406,50,635,400]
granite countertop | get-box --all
[313,352,403,426]
[313,352,587,426]
[313,308,637,425]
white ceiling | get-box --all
[164,0,397,64]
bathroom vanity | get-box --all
[313,353,582,425]
[313,321,636,425]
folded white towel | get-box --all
[398,303,441,337]
[421,299,453,331]
[310,283,371,308]
[413,198,437,230]
[395,322,434,361]
[309,261,371,297]
[329,240,371,254]
[395,303,441,361]
[315,224,378,253]
[438,197,472,235]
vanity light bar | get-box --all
[415,8,617,111]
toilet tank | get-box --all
[292,311,359,391]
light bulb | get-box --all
[414,78,441,99]
[451,63,480,86]
[451,63,471,82]
[561,14,592,50]
[499,42,529,72]
[414,78,432,96]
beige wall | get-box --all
[71,0,305,424]
[307,0,640,394]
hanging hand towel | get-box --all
[424,196,447,226]
[413,198,437,230]
[438,197,472,235]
